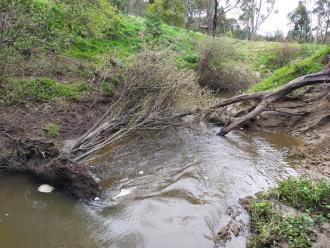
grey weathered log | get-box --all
[217,70,330,136]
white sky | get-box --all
[258,0,314,35]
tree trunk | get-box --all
[211,70,330,136]
[212,0,218,37]
[324,15,329,44]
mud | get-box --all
[211,84,330,246]
[250,84,330,178]
[0,96,111,200]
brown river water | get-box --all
[0,127,302,248]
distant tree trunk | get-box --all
[212,0,218,36]
[206,0,214,35]
[324,16,329,44]
[129,0,144,16]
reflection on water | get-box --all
[0,128,299,248]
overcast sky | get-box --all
[258,0,302,35]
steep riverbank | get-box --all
[249,83,330,178]
[0,97,113,200]
[219,83,330,248]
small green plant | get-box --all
[279,214,314,248]
[43,123,60,139]
[249,177,330,248]
[274,177,330,213]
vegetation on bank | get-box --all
[249,177,330,248]
[1,0,329,108]
[249,46,330,92]
[0,78,87,105]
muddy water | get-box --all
[0,128,301,248]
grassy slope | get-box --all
[2,0,328,105]
[249,46,330,92]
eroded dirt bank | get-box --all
[211,84,330,247]
[0,97,111,200]
[249,83,330,177]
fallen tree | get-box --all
[213,69,330,136]
[71,51,212,162]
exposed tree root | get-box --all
[214,70,330,136]
[0,134,100,200]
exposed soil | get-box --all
[213,84,330,247]
[0,94,112,200]
[249,83,330,178]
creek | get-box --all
[0,127,302,248]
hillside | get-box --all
[1,0,327,107]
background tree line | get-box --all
[109,0,330,44]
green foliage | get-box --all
[197,38,256,92]
[145,13,163,41]
[0,0,122,49]
[274,177,330,213]
[147,0,186,27]
[249,177,330,248]
[288,1,311,42]
[279,215,314,248]
[1,78,87,105]
[43,123,60,139]
[109,0,130,13]
[249,46,330,92]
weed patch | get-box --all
[248,177,330,248]
[1,78,87,105]
[43,123,61,139]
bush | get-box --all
[119,50,212,113]
[258,43,298,72]
[275,177,330,213]
[249,177,330,248]
[197,38,255,93]
[144,13,162,41]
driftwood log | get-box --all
[214,70,330,136]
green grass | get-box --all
[62,15,205,68]
[237,40,323,74]
[43,123,60,138]
[249,46,330,92]
[249,177,330,248]
[1,78,87,105]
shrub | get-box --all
[119,50,212,113]
[275,43,298,67]
[197,38,255,93]
[144,13,162,41]
[258,43,298,72]
[275,177,330,213]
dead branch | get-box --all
[71,51,212,162]
[215,70,330,136]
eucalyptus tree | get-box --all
[313,0,330,43]
[146,0,186,27]
[239,0,276,40]
[288,1,311,42]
